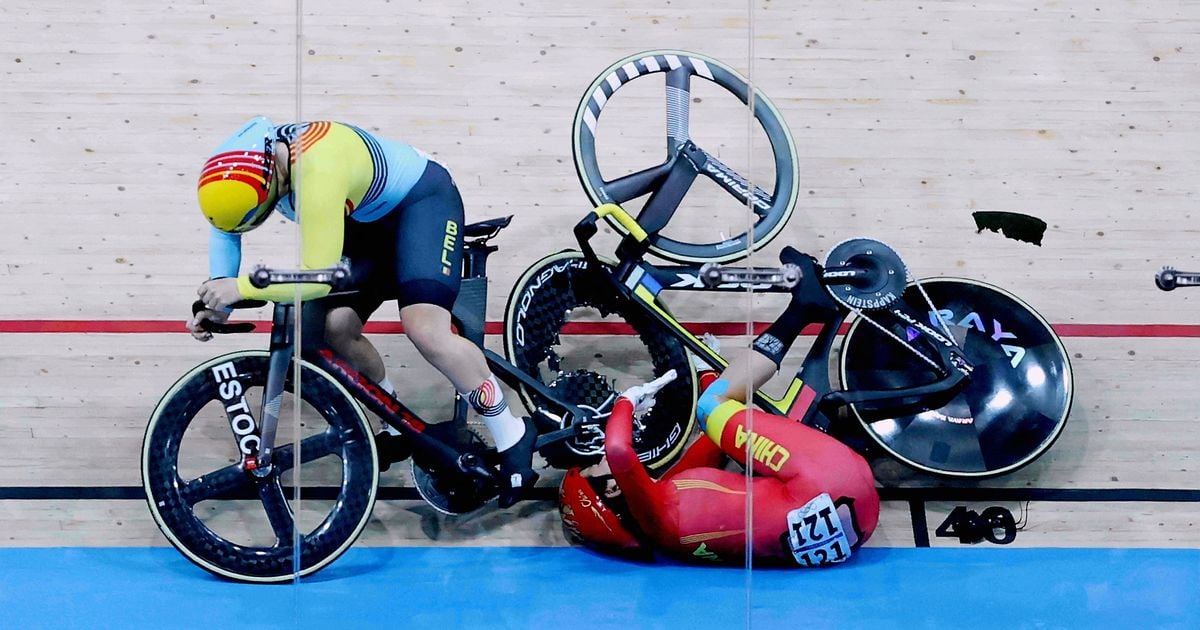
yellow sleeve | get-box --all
[236,130,357,303]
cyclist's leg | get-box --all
[389,162,489,392]
[393,161,537,505]
[662,370,726,479]
[325,305,385,380]
[318,217,413,464]
[696,349,777,428]
[697,250,838,427]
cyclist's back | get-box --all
[207,121,434,288]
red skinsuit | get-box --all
[604,374,880,565]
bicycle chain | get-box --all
[824,237,952,374]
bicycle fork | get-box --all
[236,304,295,477]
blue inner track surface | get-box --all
[0,547,1196,629]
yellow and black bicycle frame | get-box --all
[576,203,843,430]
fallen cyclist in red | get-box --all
[560,251,880,566]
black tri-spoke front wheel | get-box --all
[141,351,378,582]
[572,49,799,263]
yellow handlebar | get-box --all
[594,203,649,242]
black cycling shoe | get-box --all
[496,417,539,509]
[374,430,413,473]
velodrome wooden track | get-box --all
[1,1,1197,554]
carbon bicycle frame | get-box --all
[243,235,600,479]
[573,206,967,436]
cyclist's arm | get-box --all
[662,371,725,479]
[604,398,663,513]
[208,227,241,280]
[234,153,349,302]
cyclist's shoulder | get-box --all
[275,121,361,144]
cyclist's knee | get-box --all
[697,378,730,431]
[400,304,453,357]
[325,307,364,347]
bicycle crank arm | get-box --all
[456,453,496,484]
[698,262,801,288]
[821,370,968,417]
[533,426,581,450]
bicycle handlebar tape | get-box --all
[594,204,649,242]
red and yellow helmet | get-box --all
[197,116,279,233]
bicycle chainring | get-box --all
[825,237,908,312]
[411,429,496,516]
[537,370,612,467]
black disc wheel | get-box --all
[504,250,696,471]
[840,279,1073,478]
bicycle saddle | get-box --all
[464,215,513,238]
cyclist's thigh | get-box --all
[392,161,464,310]
[712,407,863,483]
[331,212,395,322]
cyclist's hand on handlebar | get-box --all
[198,278,243,311]
[187,308,228,342]
[619,369,678,415]
[780,246,840,314]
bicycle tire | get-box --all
[503,250,697,470]
[142,350,378,582]
[572,49,799,264]
[839,278,1073,478]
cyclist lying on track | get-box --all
[188,117,537,506]
[560,253,880,565]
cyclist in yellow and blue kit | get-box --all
[188,117,538,507]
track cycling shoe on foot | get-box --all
[497,417,539,508]
[374,430,413,473]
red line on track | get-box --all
[1,320,1199,338]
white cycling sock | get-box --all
[464,375,525,452]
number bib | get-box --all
[785,493,852,567]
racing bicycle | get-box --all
[504,204,1074,478]
[141,217,693,583]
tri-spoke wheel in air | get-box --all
[141,351,378,582]
[572,49,799,263]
